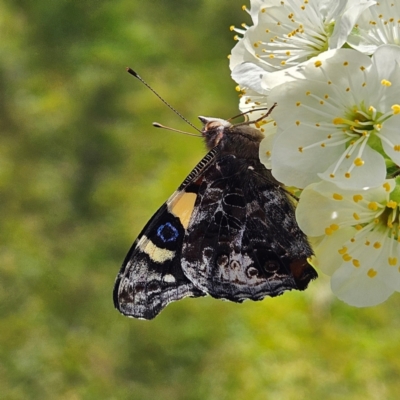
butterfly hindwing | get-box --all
[181,154,316,302]
[113,149,218,319]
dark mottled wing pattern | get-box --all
[113,150,218,319]
[181,154,316,302]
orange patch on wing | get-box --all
[170,192,197,229]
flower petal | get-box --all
[313,227,357,276]
[231,63,269,95]
[330,228,395,307]
[329,0,375,48]
[318,143,387,190]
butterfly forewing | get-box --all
[113,149,218,319]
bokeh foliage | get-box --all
[1,1,400,399]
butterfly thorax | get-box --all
[199,116,264,160]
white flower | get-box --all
[230,0,374,92]
[348,0,400,55]
[268,45,400,190]
[233,87,277,168]
[296,179,400,306]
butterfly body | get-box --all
[114,117,317,319]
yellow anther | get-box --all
[345,172,351,178]
[314,60,322,67]
[387,200,397,209]
[352,259,360,267]
[333,193,343,200]
[296,102,301,106]
[342,253,352,262]
[383,182,391,192]
[354,157,364,167]
[325,224,339,236]
[367,268,377,278]
[389,257,397,266]
[296,121,300,126]
[338,246,348,255]
[392,104,400,114]
[331,224,339,231]
[381,79,392,87]
[332,117,344,125]
[353,194,363,202]
[368,202,378,211]
[353,213,360,220]
[373,242,381,249]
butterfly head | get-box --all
[199,116,265,157]
[198,116,231,150]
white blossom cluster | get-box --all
[230,0,400,306]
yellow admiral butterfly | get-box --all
[113,70,317,320]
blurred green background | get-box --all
[1,1,399,399]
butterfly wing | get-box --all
[181,154,317,302]
[113,149,218,319]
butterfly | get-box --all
[113,114,317,319]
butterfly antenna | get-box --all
[127,68,202,134]
[152,122,202,137]
[228,107,270,122]
[233,103,277,127]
